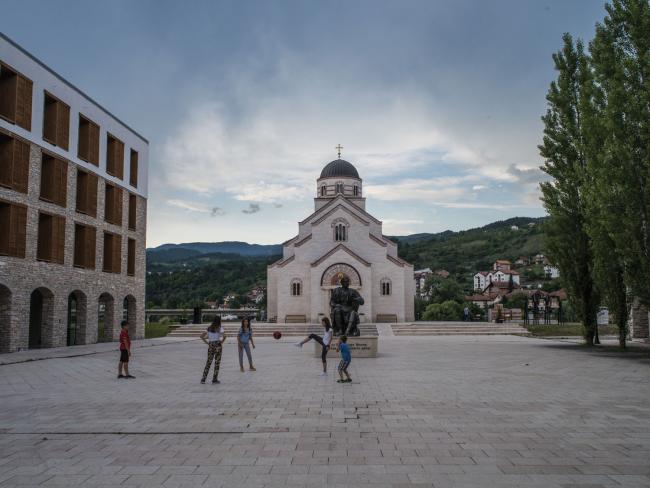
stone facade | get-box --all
[267,159,415,324]
[630,298,649,340]
[0,34,148,352]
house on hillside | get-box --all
[246,286,265,304]
[533,254,548,264]
[473,260,521,290]
[515,256,529,266]
[435,269,450,279]
[544,265,560,279]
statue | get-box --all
[330,276,364,336]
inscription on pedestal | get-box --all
[313,336,378,358]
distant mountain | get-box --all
[148,241,282,258]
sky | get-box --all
[1,0,608,246]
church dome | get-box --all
[320,159,360,179]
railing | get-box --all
[145,308,259,323]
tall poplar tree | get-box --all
[539,34,600,345]
[589,0,650,311]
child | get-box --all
[238,317,256,372]
[118,320,135,379]
[200,316,226,384]
[295,317,332,376]
[337,335,352,383]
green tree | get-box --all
[588,0,650,346]
[539,34,600,345]
[422,300,464,321]
[424,275,465,304]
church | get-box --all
[267,156,415,324]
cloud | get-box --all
[472,185,488,190]
[211,207,226,217]
[167,199,226,217]
[242,203,261,214]
[506,164,548,184]
[273,203,284,208]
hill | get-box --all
[394,217,547,289]
[144,216,548,308]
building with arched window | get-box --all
[267,157,415,324]
[0,34,147,352]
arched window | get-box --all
[335,182,344,194]
[320,186,326,197]
[353,185,359,196]
[334,224,347,242]
[381,278,391,296]
[291,279,302,296]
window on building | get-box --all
[335,182,343,194]
[42,92,70,150]
[127,238,136,276]
[106,133,124,179]
[0,132,29,193]
[103,232,122,274]
[73,223,96,269]
[291,279,302,296]
[40,153,68,207]
[334,223,347,242]
[0,62,32,131]
[0,199,27,258]
[320,185,326,197]
[37,212,65,264]
[104,182,123,226]
[75,169,98,217]
[129,149,138,187]
[381,279,392,296]
[128,193,136,231]
[77,115,99,165]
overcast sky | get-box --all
[2,1,608,246]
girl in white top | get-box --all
[295,317,333,376]
[200,317,226,384]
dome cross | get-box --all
[335,144,343,159]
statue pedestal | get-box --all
[314,336,378,358]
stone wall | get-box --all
[0,140,147,352]
[630,298,649,339]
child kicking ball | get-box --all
[337,335,352,383]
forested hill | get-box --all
[394,216,546,288]
[145,216,547,308]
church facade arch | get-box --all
[320,263,362,288]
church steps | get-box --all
[166,323,379,338]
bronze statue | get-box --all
[330,276,364,336]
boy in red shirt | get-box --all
[118,320,135,379]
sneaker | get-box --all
[240,367,245,373]
[345,378,353,383]
[320,372,328,376]
[294,342,303,347]
[212,379,220,384]
[337,379,346,383]
[117,374,125,379]
[125,375,136,379]
[200,379,206,384]
[249,366,256,371]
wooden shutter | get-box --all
[0,66,17,122]
[115,139,124,179]
[85,225,96,269]
[54,157,68,207]
[37,213,52,261]
[127,238,135,276]
[74,224,84,267]
[89,121,99,165]
[56,101,70,150]
[112,234,122,273]
[12,139,30,194]
[114,186,123,226]
[8,204,27,258]
[52,214,66,264]
[0,136,12,188]
[76,171,87,213]
[106,136,115,175]
[130,150,138,187]
[87,172,98,217]
[40,155,53,202]
[43,95,57,144]
[15,75,33,131]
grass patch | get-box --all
[525,323,620,337]
[145,323,171,339]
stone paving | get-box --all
[1,335,649,487]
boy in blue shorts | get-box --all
[337,335,352,383]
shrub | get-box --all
[422,300,464,321]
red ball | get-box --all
[273,331,282,340]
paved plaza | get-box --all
[1,335,650,487]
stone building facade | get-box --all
[0,34,148,352]
[267,158,415,324]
